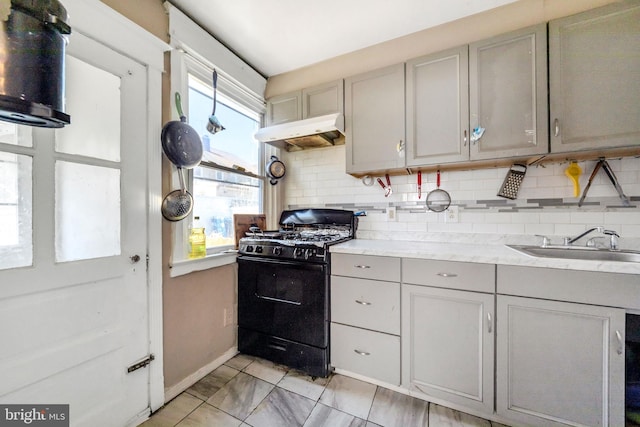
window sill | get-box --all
[169,250,238,278]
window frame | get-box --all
[169,50,267,276]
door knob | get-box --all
[130,254,141,263]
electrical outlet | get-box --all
[386,206,397,221]
[445,205,459,223]
[223,308,233,327]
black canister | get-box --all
[0,0,71,127]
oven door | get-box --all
[237,256,328,348]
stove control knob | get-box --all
[245,245,254,252]
[294,248,304,258]
[304,249,312,260]
[273,247,282,256]
[255,246,263,253]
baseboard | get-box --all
[163,347,238,403]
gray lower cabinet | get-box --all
[469,24,548,160]
[345,63,405,174]
[330,253,401,384]
[549,2,640,153]
[497,265,633,427]
[496,295,625,427]
[401,259,495,414]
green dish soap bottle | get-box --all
[189,216,206,259]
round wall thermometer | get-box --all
[266,155,286,185]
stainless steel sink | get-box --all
[506,245,640,263]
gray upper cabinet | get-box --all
[265,92,301,126]
[345,63,405,174]
[469,24,548,160]
[302,80,344,119]
[549,2,640,153]
[406,46,469,166]
[265,79,344,126]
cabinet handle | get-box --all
[355,300,372,306]
[487,312,492,334]
[354,265,371,269]
[436,272,457,278]
[354,349,370,356]
[396,140,404,153]
[463,130,467,146]
[615,330,623,355]
[553,118,560,137]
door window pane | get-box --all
[0,122,32,147]
[0,152,32,270]
[55,55,121,162]
[55,161,121,262]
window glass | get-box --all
[0,152,33,270]
[188,75,260,174]
[187,73,262,252]
[55,55,121,162]
[55,161,121,262]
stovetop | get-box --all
[238,209,356,262]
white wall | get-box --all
[281,146,640,246]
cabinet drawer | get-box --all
[498,265,640,309]
[331,323,400,385]
[331,276,400,335]
[403,258,495,293]
[331,253,400,282]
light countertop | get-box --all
[330,239,640,275]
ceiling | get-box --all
[169,0,519,77]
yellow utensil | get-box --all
[565,162,582,197]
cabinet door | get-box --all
[469,24,548,160]
[345,63,405,174]
[549,2,640,152]
[266,91,302,126]
[406,46,469,166]
[302,80,344,119]
[496,295,625,427]
[402,284,494,414]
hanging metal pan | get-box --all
[161,92,203,169]
[425,170,451,212]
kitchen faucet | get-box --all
[564,226,620,250]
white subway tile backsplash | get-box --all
[570,212,605,225]
[282,147,640,239]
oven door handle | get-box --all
[255,294,302,306]
[238,256,326,271]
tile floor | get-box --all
[141,354,509,427]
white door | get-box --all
[0,32,151,426]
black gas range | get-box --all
[236,208,356,377]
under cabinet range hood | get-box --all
[0,0,71,128]
[255,113,345,151]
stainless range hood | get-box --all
[255,113,345,151]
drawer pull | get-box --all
[436,272,458,278]
[487,312,492,334]
[355,299,372,306]
[354,265,371,269]
[615,330,623,355]
[354,349,370,356]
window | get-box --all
[0,125,33,270]
[187,74,262,252]
[168,51,266,268]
